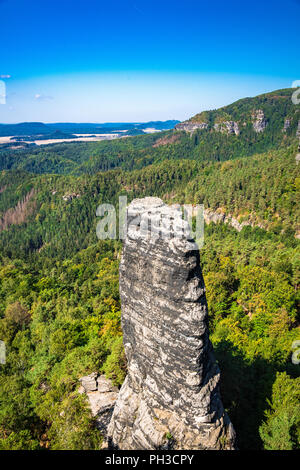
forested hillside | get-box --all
[188,88,299,128]
[1,89,299,175]
[0,88,299,450]
[0,142,299,261]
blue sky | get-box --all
[0,0,299,123]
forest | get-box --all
[0,88,299,450]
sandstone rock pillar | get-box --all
[108,197,236,450]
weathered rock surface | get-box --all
[175,121,208,132]
[79,372,98,391]
[107,197,236,450]
[204,208,264,232]
[214,121,240,135]
[252,109,267,133]
[62,192,81,202]
[296,140,300,165]
[79,373,118,437]
[283,118,291,131]
[175,120,240,135]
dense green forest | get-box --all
[0,88,298,176]
[0,89,299,450]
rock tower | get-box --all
[107,197,236,450]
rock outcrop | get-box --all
[62,192,81,202]
[107,197,236,450]
[213,121,240,136]
[79,373,118,438]
[175,122,208,133]
[252,109,267,133]
[204,208,265,232]
[283,118,291,131]
[296,140,300,165]
[175,120,240,135]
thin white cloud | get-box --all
[34,93,54,101]
[0,74,11,79]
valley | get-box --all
[0,88,299,451]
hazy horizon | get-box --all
[0,83,295,125]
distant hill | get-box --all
[175,88,300,137]
[0,122,49,136]
[0,120,180,137]
[13,130,78,141]
[0,88,299,175]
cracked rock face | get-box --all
[79,374,118,439]
[214,121,240,135]
[296,140,300,165]
[107,197,236,450]
[283,118,291,131]
[175,122,208,132]
[252,109,267,133]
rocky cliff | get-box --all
[174,89,300,140]
[79,373,118,439]
[175,121,208,132]
[252,109,267,133]
[214,121,240,135]
[107,197,236,450]
[283,118,292,131]
[296,133,300,165]
[203,208,264,231]
[174,120,240,135]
